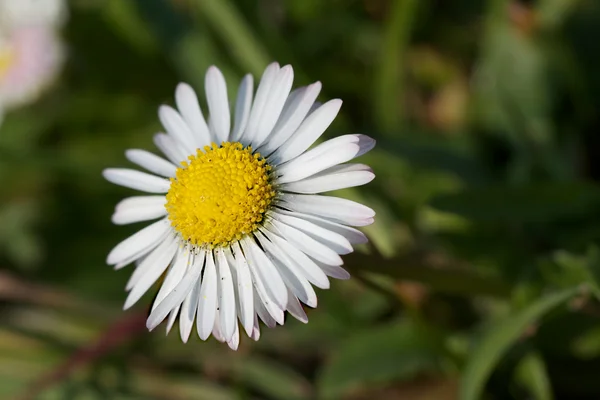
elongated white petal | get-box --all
[125,149,177,178]
[241,62,280,144]
[124,236,178,310]
[240,237,285,324]
[146,250,205,331]
[260,227,330,289]
[278,194,375,227]
[180,279,200,343]
[151,247,190,311]
[175,82,211,147]
[244,237,288,309]
[270,211,353,255]
[111,196,166,225]
[159,105,197,152]
[251,313,261,341]
[205,66,230,143]
[277,143,360,184]
[255,231,317,307]
[230,242,255,337]
[316,260,351,280]
[275,208,368,244]
[254,294,278,328]
[197,250,218,340]
[103,168,170,193]
[215,249,236,341]
[227,321,240,350]
[281,164,374,193]
[166,305,180,334]
[107,218,170,265]
[153,133,188,165]
[125,235,176,290]
[270,99,342,164]
[259,82,322,155]
[230,74,253,142]
[251,65,294,148]
[268,219,343,265]
[286,290,308,323]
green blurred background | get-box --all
[3,0,600,398]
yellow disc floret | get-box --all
[166,142,275,247]
[0,45,14,78]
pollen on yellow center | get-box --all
[166,141,275,248]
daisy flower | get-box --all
[103,63,376,350]
[0,27,64,118]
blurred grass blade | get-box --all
[233,358,311,400]
[374,0,419,134]
[514,352,553,400]
[459,287,580,400]
[192,0,270,75]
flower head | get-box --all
[103,63,376,349]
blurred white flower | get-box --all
[0,27,64,114]
[0,0,67,31]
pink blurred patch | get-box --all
[0,26,64,109]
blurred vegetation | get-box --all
[2,0,600,398]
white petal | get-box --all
[175,82,211,147]
[240,237,285,324]
[251,65,294,148]
[123,236,178,310]
[258,82,322,155]
[255,231,317,307]
[241,62,280,145]
[316,260,351,280]
[254,294,277,328]
[275,209,368,245]
[151,246,190,311]
[230,74,254,142]
[159,105,197,152]
[281,164,374,193]
[212,311,226,342]
[270,211,353,255]
[286,290,308,323]
[243,237,288,309]
[103,168,170,193]
[278,194,375,227]
[259,227,330,289]
[180,278,200,343]
[154,133,189,165]
[111,196,166,225]
[268,219,343,266]
[205,66,230,143]
[125,149,177,178]
[197,250,218,340]
[107,218,171,266]
[277,143,360,184]
[251,313,261,341]
[146,250,205,331]
[269,99,342,165]
[230,242,255,337]
[215,249,236,341]
[227,321,240,350]
[166,305,180,334]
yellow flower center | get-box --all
[0,46,14,78]
[166,142,275,248]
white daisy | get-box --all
[0,27,64,116]
[103,63,376,350]
[0,0,68,30]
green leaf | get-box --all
[514,352,553,400]
[459,287,580,400]
[318,321,441,399]
[430,183,600,223]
